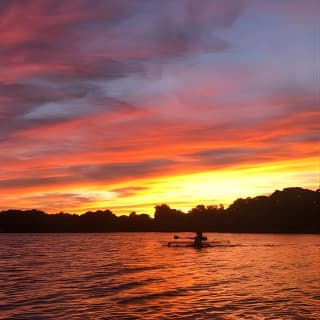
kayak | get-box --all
[166,241,230,248]
[167,242,210,248]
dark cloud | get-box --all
[154,0,247,52]
[0,159,176,190]
[1,0,247,68]
[94,0,247,60]
[0,176,67,189]
[279,133,320,143]
[18,192,107,213]
[185,146,275,166]
[0,81,85,137]
[57,59,143,81]
[27,192,98,202]
[0,0,12,12]
[0,77,141,140]
[0,82,88,109]
[110,186,148,198]
[75,159,176,181]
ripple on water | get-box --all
[0,233,319,320]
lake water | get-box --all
[0,233,319,320]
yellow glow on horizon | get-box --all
[80,157,318,215]
[1,157,317,216]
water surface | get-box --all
[0,233,319,319]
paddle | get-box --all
[174,234,209,241]
[174,235,194,239]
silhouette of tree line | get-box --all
[0,187,319,233]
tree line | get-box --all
[0,187,319,233]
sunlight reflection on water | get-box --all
[0,233,319,319]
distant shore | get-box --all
[1,187,319,233]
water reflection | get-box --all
[0,233,319,319]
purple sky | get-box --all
[0,0,319,214]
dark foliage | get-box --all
[0,187,319,233]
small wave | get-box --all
[81,265,162,282]
[117,288,187,304]
[121,265,163,273]
[109,277,159,292]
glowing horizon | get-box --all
[1,0,319,216]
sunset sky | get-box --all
[1,0,319,215]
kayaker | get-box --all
[193,231,207,247]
